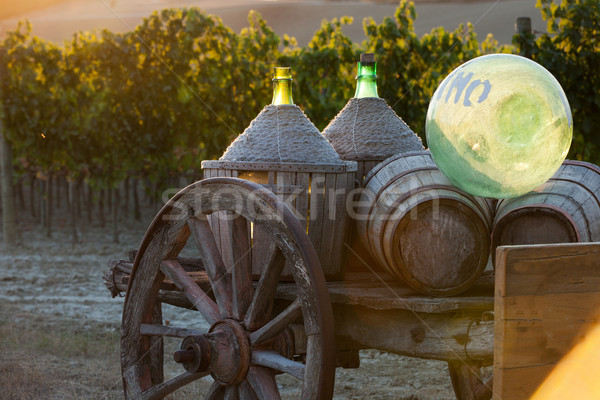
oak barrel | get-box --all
[356,151,493,296]
[491,159,600,265]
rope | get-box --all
[220,105,343,164]
[276,106,283,163]
[322,98,424,161]
[351,99,360,159]
[464,318,480,362]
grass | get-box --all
[0,0,67,20]
[0,305,123,400]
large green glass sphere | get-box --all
[426,54,572,198]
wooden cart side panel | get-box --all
[251,171,277,276]
[278,171,299,277]
[204,169,223,260]
[493,242,600,400]
[326,172,352,278]
[295,172,310,233]
[319,173,338,274]
[307,173,326,259]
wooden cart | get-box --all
[109,177,495,400]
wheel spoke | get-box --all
[205,380,225,400]
[244,247,286,331]
[160,260,220,325]
[249,298,302,346]
[224,385,240,400]
[247,366,282,400]
[238,380,259,400]
[140,323,205,338]
[188,217,233,318]
[226,214,253,320]
[252,350,305,381]
[141,371,208,400]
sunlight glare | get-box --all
[530,323,600,399]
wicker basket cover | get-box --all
[322,97,424,161]
[220,104,343,165]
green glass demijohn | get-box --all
[271,67,294,105]
[354,53,379,98]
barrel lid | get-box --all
[219,104,344,165]
[322,97,424,161]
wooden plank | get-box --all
[227,214,254,320]
[295,172,310,233]
[328,171,353,278]
[307,173,326,262]
[251,172,277,276]
[494,365,555,400]
[529,324,600,400]
[332,304,494,363]
[319,173,338,275]
[260,184,305,195]
[276,171,297,216]
[218,170,235,270]
[277,171,297,277]
[356,160,380,185]
[276,281,494,314]
[494,242,600,400]
[204,169,222,259]
[201,160,355,173]
[496,243,600,297]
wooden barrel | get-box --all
[491,160,600,265]
[357,151,493,296]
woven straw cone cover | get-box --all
[220,104,344,164]
[322,97,424,161]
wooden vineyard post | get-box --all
[68,178,79,245]
[515,17,533,58]
[0,47,18,246]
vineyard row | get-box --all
[0,0,598,244]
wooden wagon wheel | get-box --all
[121,177,336,399]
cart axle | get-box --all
[173,349,196,364]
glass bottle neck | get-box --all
[272,67,294,105]
[354,62,378,98]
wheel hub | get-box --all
[174,334,211,374]
[174,319,251,386]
